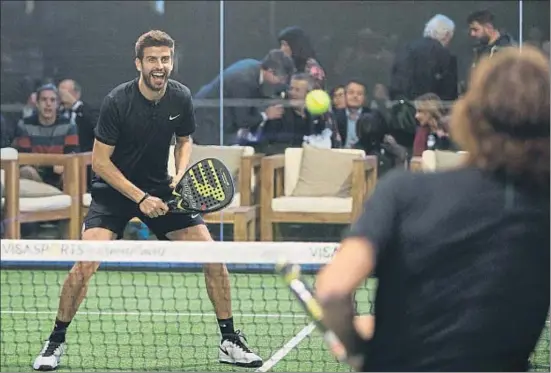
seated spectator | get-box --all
[357,110,408,177]
[58,79,97,191]
[412,93,456,156]
[330,85,346,111]
[1,113,16,148]
[260,73,330,155]
[333,79,371,149]
[13,84,79,189]
[58,79,97,153]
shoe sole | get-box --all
[219,360,263,368]
[33,365,57,371]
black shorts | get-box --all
[83,189,204,240]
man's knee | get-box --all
[69,261,100,284]
[166,223,212,241]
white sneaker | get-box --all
[219,330,263,368]
[33,340,65,371]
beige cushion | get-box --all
[2,195,72,211]
[5,179,63,198]
[272,196,352,213]
[422,150,468,171]
[291,146,365,197]
[168,145,254,182]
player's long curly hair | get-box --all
[450,46,550,193]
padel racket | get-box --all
[167,158,235,213]
[276,262,365,371]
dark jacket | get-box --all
[333,107,372,148]
[59,101,98,152]
[193,59,267,145]
[389,37,458,101]
[472,32,516,68]
[260,108,327,155]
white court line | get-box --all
[0,310,307,319]
[255,322,316,372]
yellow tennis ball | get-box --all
[305,89,331,116]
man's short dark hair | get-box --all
[291,72,314,89]
[467,10,495,26]
[135,30,175,60]
[345,78,367,91]
[36,84,58,101]
[261,49,295,78]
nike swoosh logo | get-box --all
[219,346,229,355]
[191,214,199,218]
[169,114,180,120]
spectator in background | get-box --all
[333,79,370,149]
[467,9,516,68]
[261,73,331,155]
[1,113,16,148]
[412,93,455,156]
[278,26,326,89]
[369,83,392,119]
[330,85,346,111]
[193,49,294,145]
[58,79,97,191]
[390,14,458,102]
[58,79,97,153]
[13,84,79,189]
[22,91,37,119]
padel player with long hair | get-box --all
[33,30,262,371]
[316,46,550,371]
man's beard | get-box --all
[478,34,491,46]
[142,70,168,92]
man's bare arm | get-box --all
[91,139,146,203]
[171,136,193,186]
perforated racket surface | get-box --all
[167,158,234,213]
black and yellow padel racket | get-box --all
[167,158,235,214]
[276,262,365,371]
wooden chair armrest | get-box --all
[239,153,264,206]
[19,153,76,167]
[409,156,423,172]
[1,157,20,238]
[61,155,80,200]
[260,154,285,212]
[351,156,378,220]
[78,152,93,196]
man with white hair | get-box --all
[388,14,458,154]
[389,14,458,102]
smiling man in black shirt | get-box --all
[32,30,262,371]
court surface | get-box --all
[1,270,548,372]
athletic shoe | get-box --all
[219,330,263,368]
[33,340,65,371]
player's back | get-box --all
[365,168,549,371]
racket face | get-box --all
[174,158,235,213]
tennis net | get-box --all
[0,239,549,372]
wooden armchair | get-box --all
[1,148,81,239]
[260,147,377,241]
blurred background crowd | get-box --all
[1,0,549,240]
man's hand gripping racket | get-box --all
[167,158,235,214]
[276,262,366,371]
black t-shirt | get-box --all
[348,168,549,371]
[93,78,195,197]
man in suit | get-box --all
[193,49,295,145]
[333,79,371,149]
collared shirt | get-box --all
[345,108,362,148]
